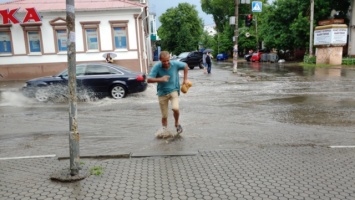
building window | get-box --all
[109,20,129,50]
[85,29,98,50]
[21,23,43,54]
[28,31,41,53]
[50,17,67,53]
[80,21,100,52]
[0,31,12,54]
[56,30,67,52]
[0,24,13,55]
[113,27,127,49]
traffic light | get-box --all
[245,14,253,27]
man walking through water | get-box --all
[147,51,189,136]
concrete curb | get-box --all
[57,151,198,160]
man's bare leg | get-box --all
[172,109,179,127]
[162,117,167,128]
[172,109,183,134]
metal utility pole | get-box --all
[233,0,239,73]
[255,15,258,50]
[309,0,314,56]
[66,0,80,176]
[349,0,355,57]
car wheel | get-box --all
[111,84,126,99]
[189,66,194,70]
[35,88,50,102]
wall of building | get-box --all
[0,9,146,80]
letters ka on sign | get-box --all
[0,8,41,24]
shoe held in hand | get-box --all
[181,80,192,94]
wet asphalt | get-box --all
[0,61,355,158]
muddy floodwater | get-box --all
[1,61,355,158]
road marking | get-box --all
[329,146,355,148]
[0,154,56,160]
[85,136,125,138]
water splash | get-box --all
[0,83,158,107]
[0,91,34,107]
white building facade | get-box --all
[0,0,151,80]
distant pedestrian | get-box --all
[147,51,189,136]
[202,52,207,74]
[105,53,113,63]
[206,52,213,74]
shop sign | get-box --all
[314,28,347,46]
[0,8,41,24]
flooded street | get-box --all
[1,61,355,158]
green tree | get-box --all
[157,3,203,55]
[200,31,216,50]
[201,0,350,58]
[237,26,257,55]
[214,21,234,55]
[258,0,350,51]
[201,0,267,56]
[201,0,235,33]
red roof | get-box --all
[0,0,145,12]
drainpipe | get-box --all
[136,8,144,73]
[141,15,149,74]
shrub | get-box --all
[303,55,316,64]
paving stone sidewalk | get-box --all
[1,147,355,200]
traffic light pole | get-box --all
[233,0,239,73]
[255,15,258,50]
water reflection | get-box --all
[213,61,355,126]
[236,62,355,79]
[238,62,305,78]
[250,62,261,71]
[314,67,342,77]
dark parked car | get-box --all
[171,51,203,69]
[244,52,253,62]
[244,53,252,62]
[216,53,228,61]
[22,62,148,102]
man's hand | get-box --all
[182,79,191,86]
[161,75,170,82]
[147,75,170,83]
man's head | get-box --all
[159,51,170,68]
